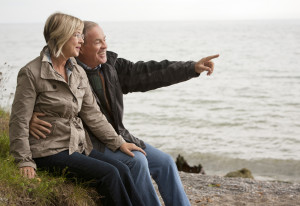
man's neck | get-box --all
[76,57,100,70]
[77,56,99,69]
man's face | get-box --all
[79,26,107,68]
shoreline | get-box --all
[154,172,300,206]
[1,109,300,205]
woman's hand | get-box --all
[120,142,146,157]
[20,166,36,179]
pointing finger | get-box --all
[202,54,219,62]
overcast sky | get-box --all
[1,0,300,23]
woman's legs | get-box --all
[34,150,140,206]
[88,150,145,206]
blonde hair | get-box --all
[44,12,84,57]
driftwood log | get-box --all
[175,154,205,174]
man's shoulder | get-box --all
[106,51,118,65]
[106,51,131,68]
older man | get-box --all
[30,21,219,206]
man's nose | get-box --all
[101,41,107,49]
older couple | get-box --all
[9,12,218,206]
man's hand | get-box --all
[120,142,147,157]
[29,112,52,139]
[20,166,36,179]
[195,54,219,75]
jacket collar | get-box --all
[40,46,76,81]
[76,58,100,71]
[106,51,118,66]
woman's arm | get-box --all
[78,70,126,151]
[78,69,146,156]
[9,67,37,171]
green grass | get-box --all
[0,109,101,206]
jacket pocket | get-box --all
[39,83,59,93]
[45,120,57,137]
[36,83,59,105]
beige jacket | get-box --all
[9,47,125,169]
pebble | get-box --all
[153,172,300,206]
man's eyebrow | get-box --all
[94,36,106,42]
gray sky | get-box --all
[0,0,300,23]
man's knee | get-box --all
[161,153,176,169]
[130,152,149,172]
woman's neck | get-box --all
[51,55,69,82]
[51,55,67,72]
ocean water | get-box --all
[0,20,299,182]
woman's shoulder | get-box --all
[24,56,41,68]
[18,56,42,76]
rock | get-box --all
[225,168,254,179]
[176,154,205,174]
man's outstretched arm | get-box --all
[115,54,219,94]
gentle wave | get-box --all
[167,151,300,182]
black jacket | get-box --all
[82,51,199,152]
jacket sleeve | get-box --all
[78,71,125,151]
[9,67,37,169]
[114,58,198,94]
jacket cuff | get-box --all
[187,62,200,78]
[109,136,126,152]
[18,161,37,170]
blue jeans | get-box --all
[103,143,191,206]
[34,149,145,206]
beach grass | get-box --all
[0,108,100,206]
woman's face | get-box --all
[62,29,84,58]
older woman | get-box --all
[9,12,145,206]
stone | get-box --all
[225,168,254,179]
